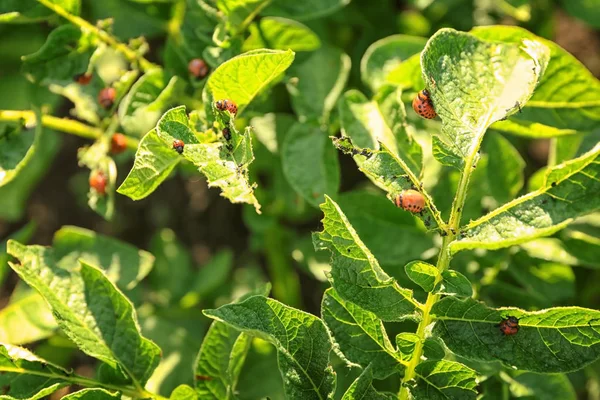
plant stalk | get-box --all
[35,0,157,72]
[398,152,477,398]
[0,110,139,149]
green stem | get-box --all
[168,0,187,45]
[0,110,139,149]
[0,366,167,400]
[35,0,157,72]
[398,152,477,398]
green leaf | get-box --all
[281,123,340,207]
[264,0,350,20]
[332,136,444,230]
[62,389,121,400]
[194,284,269,399]
[194,321,251,399]
[52,225,154,290]
[338,87,423,176]
[386,53,424,91]
[0,129,60,222]
[287,45,350,124]
[85,157,117,221]
[118,69,184,137]
[117,129,180,200]
[396,333,419,361]
[432,296,600,373]
[189,250,234,300]
[156,106,261,212]
[216,0,270,34]
[405,261,438,292]
[422,337,445,360]
[243,17,320,52]
[484,133,525,204]
[410,360,478,400]
[170,385,197,400]
[204,295,336,400]
[7,242,161,385]
[473,26,600,137]
[341,364,395,400]
[0,292,57,345]
[421,28,549,168]
[0,343,71,399]
[0,221,36,287]
[436,270,473,297]
[452,143,600,253]
[337,191,433,266]
[0,0,79,23]
[314,196,420,322]
[321,289,405,379]
[0,116,40,187]
[204,49,295,117]
[21,25,103,125]
[360,34,427,92]
[505,371,576,400]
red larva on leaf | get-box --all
[188,58,209,79]
[172,139,184,154]
[75,73,92,85]
[412,89,437,119]
[89,171,107,195]
[496,316,520,336]
[395,189,425,213]
[110,133,127,154]
[98,87,116,109]
[215,99,238,116]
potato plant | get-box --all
[1,0,599,399]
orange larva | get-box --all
[395,189,425,213]
[412,89,436,119]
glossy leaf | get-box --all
[216,0,270,34]
[194,322,251,399]
[264,0,350,20]
[243,17,320,52]
[204,49,294,117]
[423,337,446,360]
[473,26,600,137]
[410,360,478,400]
[432,296,600,373]
[7,242,161,385]
[341,365,395,400]
[156,106,261,212]
[314,196,420,321]
[281,123,340,207]
[321,289,405,379]
[204,295,336,400]
[396,333,419,361]
[118,69,184,136]
[360,34,427,92]
[405,261,438,292]
[170,385,197,400]
[386,53,424,91]
[0,292,57,345]
[421,28,549,167]
[506,371,576,400]
[287,45,350,124]
[0,343,71,399]
[0,117,40,187]
[117,129,180,200]
[452,143,600,253]
[484,133,525,204]
[436,270,473,297]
